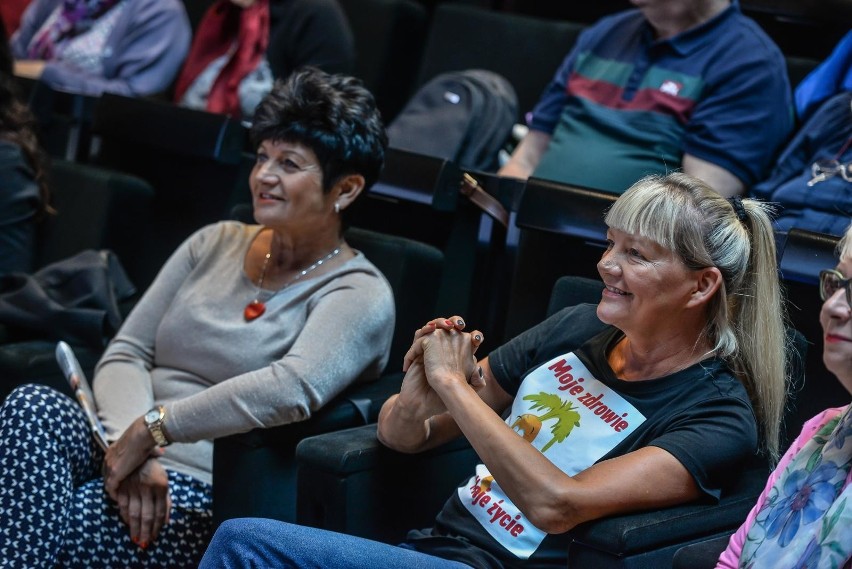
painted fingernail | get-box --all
[478,366,484,379]
[456,319,465,327]
[474,334,482,342]
[132,536,139,545]
[444,320,454,326]
[140,541,148,550]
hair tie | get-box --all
[729,196,747,223]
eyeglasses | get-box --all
[807,159,852,187]
[819,269,852,306]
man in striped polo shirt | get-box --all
[500,0,793,198]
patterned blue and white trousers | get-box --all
[0,384,213,568]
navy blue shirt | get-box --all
[529,3,794,192]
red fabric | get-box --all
[0,0,31,35]
[173,0,269,117]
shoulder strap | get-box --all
[460,173,509,228]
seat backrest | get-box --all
[345,226,443,369]
[546,275,605,317]
[741,0,852,60]
[16,76,99,161]
[336,0,428,121]
[785,55,821,89]
[777,228,848,440]
[90,94,252,289]
[36,160,154,286]
[505,178,616,339]
[778,228,839,285]
[415,4,585,115]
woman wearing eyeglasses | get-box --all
[716,225,852,568]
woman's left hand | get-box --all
[103,416,160,500]
[115,458,171,549]
[420,327,482,392]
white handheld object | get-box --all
[55,341,109,451]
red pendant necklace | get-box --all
[245,242,342,321]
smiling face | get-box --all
[820,255,852,394]
[596,228,702,337]
[250,139,337,235]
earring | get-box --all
[334,202,340,214]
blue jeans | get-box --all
[199,518,472,569]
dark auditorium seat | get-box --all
[413,4,586,117]
[505,178,617,339]
[15,77,99,162]
[351,148,524,345]
[777,229,848,444]
[337,0,428,121]
[211,225,444,527]
[0,160,154,399]
[89,94,253,290]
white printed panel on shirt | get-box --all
[458,351,646,559]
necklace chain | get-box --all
[252,243,342,304]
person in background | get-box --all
[10,0,191,97]
[0,68,394,567]
[750,31,852,237]
[175,0,354,120]
[794,30,852,123]
[199,173,789,568]
[0,19,49,275]
[499,0,793,198]
[716,222,852,568]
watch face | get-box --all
[145,409,161,424]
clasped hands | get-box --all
[102,416,171,549]
[398,316,485,414]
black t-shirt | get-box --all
[404,304,758,569]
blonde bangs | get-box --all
[604,176,691,252]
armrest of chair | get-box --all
[672,534,731,569]
[565,461,768,567]
[212,372,405,527]
[296,423,480,544]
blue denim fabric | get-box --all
[199,518,472,569]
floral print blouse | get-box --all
[717,405,851,569]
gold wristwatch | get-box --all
[144,405,170,447]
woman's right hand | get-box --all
[397,359,448,418]
[115,458,171,549]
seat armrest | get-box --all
[0,340,100,400]
[567,462,768,566]
[296,424,479,544]
[672,534,731,569]
[212,373,403,526]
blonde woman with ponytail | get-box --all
[602,173,788,462]
[200,172,790,569]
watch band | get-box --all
[145,405,170,447]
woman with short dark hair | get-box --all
[0,68,394,567]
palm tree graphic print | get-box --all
[511,392,582,452]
